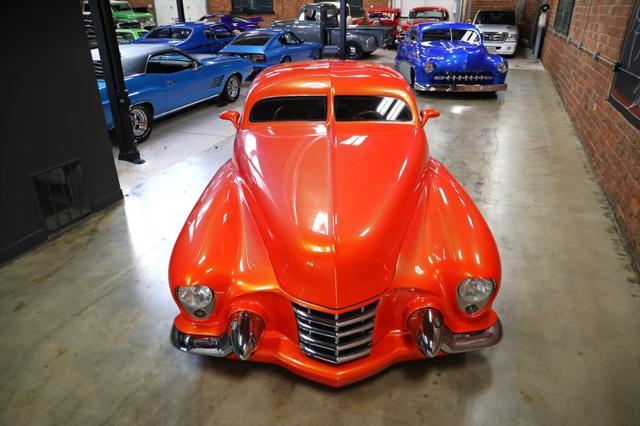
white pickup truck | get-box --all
[473,9,519,56]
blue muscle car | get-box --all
[218,29,322,76]
[92,44,253,141]
[131,22,235,54]
[395,22,508,93]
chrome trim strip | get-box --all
[297,319,374,338]
[298,333,373,352]
[414,83,507,92]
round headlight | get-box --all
[423,61,435,73]
[497,61,508,74]
[177,286,214,318]
[457,278,495,311]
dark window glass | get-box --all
[335,96,412,122]
[474,11,516,25]
[145,28,192,40]
[299,6,319,21]
[451,29,481,44]
[346,0,364,17]
[422,29,450,42]
[553,0,575,36]
[608,0,640,130]
[280,32,300,45]
[146,52,194,74]
[232,0,273,13]
[250,97,327,122]
[205,25,233,39]
[230,32,273,46]
[411,10,445,20]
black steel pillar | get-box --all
[339,0,347,59]
[176,0,186,22]
[89,0,144,164]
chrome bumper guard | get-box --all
[408,308,502,358]
[415,82,507,92]
[171,311,264,360]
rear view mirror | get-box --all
[220,110,240,129]
[419,109,440,127]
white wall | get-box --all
[154,0,207,25]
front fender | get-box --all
[394,159,501,332]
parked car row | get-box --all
[93,3,513,143]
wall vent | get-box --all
[32,161,93,233]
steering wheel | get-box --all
[352,111,383,120]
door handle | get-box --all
[166,80,174,86]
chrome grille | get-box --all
[483,31,506,42]
[292,301,378,364]
[93,61,104,79]
[433,71,493,83]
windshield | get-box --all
[250,97,327,122]
[422,28,481,44]
[410,10,444,19]
[335,96,411,122]
[111,3,133,12]
[474,11,516,25]
[145,28,192,39]
[369,12,393,19]
[230,32,273,46]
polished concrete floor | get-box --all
[1,50,639,425]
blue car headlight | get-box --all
[423,61,435,73]
[497,61,508,74]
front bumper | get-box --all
[415,82,507,92]
[171,309,502,387]
[484,41,517,55]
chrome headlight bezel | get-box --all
[177,285,215,318]
[457,278,495,314]
[506,33,518,41]
[423,61,435,73]
[497,61,508,74]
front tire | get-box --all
[313,48,323,59]
[345,42,363,60]
[281,56,292,63]
[130,104,152,143]
[220,74,241,104]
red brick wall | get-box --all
[542,0,640,266]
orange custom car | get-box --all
[169,60,502,387]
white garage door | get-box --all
[391,0,459,22]
[154,0,207,25]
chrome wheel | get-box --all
[131,107,148,138]
[226,76,240,99]
[348,45,357,57]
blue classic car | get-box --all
[219,29,322,76]
[395,22,508,92]
[199,14,263,33]
[92,44,253,141]
[131,22,235,54]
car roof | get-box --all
[412,7,447,11]
[369,8,400,13]
[240,29,282,36]
[245,60,415,119]
[91,44,181,76]
[153,21,223,29]
[416,22,477,31]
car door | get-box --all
[292,5,322,43]
[397,28,418,81]
[145,51,211,110]
[204,24,235,53]
[282,31,307,60]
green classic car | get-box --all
[116,28,149,44]
[83,1,155,29]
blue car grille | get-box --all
[433,71,493,84]
[292,301,378,364]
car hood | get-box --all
[234,122,427,309]
[476,24,517,34]
[420,42,491,69]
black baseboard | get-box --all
[0,228,48,265]
[93,188,124,211]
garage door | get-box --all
[154,0,207,25]
[392,0,459,22]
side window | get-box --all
[205,25,233,39]
[299,6,318,22]
[408,29,417,42]
[146,52,194,74]
[282,32,300,45]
